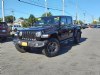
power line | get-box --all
[19,0,62,11]
[67,0,95,23]
[19,0,61,11]
[18,0,46,8]
[0,7,30,15]
[29,0,44,5]
[0,0,72,18]
[18,0,71,15]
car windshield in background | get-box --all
[0,22,7,27]
[97,25,100,28]
[34,17,60,26]
[14,25,21,27]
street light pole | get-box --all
[91,16,94,23]
[83,13,86,24]
[62,0,65,15]
[45,0,47,17]
[76,0,78,24]
[2,0,5,22]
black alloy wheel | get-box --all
[42,38,60,57]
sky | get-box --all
[0,0,100,23]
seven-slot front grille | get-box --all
[20,31,36,40]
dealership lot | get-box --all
[0,28,100,75]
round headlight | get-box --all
[19,31,22,36]
[35,31,42,37]
[14,33,18,36]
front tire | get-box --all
[1,37,7,41]
[42,38,60,57]
[15,44,30,53]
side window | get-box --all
[61,17,67,25]
[66,17,72,25]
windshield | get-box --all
[34,17,60,26]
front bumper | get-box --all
[13,39,47,48]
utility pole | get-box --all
[62,0,65,15]
[91,16,94,24]
[83,13,86,24]
[45,0,48,17]
[2,0,5,22]
[11,10,14,25]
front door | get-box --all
[66,16,74,38]
[58,17,69,40]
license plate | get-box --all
[21,42,27,46]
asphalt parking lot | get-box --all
[0,28,100,75]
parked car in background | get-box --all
[81,24,88,29]
[0,22,10,40]
[11,25,23,31]
[96,25,100,28]
[10,25,24,37]
[89,25,97,28]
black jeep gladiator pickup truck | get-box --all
[13,16,81,57]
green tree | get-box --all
[92,20,98,24]
[22,21,28,27]
[19,17,24,20]
[20,15,37,27]
[5,15,15,23]
[78,20,84,25]
[99,17,100,22]
[98,17,100,24]
[21,19,29,27]
[28,14,36,26]
[42,12,53,17]
[0,18,2,22]
[74,20,83,25]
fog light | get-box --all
[14,33,18,36]
[35,43,39,47]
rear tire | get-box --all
[15,44,30,53]
[42,38,60,57]
[73,31,81,44]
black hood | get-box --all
[21,25,55,31]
